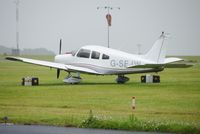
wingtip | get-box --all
[5,56,22,62]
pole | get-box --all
[107,25,110,48]
[107,7,110,48]
[97,4,120,48]
[107,1,110,48]
[14,0,20,55]
[132,97,136,110]
[137,44,142,55]
[16,3,19,50]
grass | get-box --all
[0,55,200,134]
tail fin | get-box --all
[143,32,167,63]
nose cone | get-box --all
[54,55,63,63]
[54,54,73,64]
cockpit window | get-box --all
[91,51,100,59]
[102,54,109,60]
[76,49,91,58]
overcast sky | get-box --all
[0,0,200,55]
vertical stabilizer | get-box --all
[143,32,167,63]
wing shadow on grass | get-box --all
[78,82,117,85]
[39,82,119,86]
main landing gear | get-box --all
[63,72,82,84]
[116,75,130,84]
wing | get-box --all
[5,56,100,74]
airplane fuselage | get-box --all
[55,45,163,75]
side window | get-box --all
[102,54,109,60]
[91,51,100,59]
[76,49,90,58]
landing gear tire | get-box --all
[116,75,129,84]
[63,72,82,84]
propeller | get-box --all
[57,39,62,79]
[57,69,60,79]
[59,39,62,54]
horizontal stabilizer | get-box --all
[164,57,183,64]
[128,63,193,68]
[162,63,193,68]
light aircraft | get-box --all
[6,32,192,84]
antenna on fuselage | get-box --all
[97,1,120,48]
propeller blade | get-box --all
[57,39,62,79]
[57,69,60,79]
[59,39,62,54]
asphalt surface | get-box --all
[0,125,171,134]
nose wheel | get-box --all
[63,72,82,84]
[116,75,129,84]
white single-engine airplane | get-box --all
[6,32,192,84]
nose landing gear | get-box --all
[63,72,82,84]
